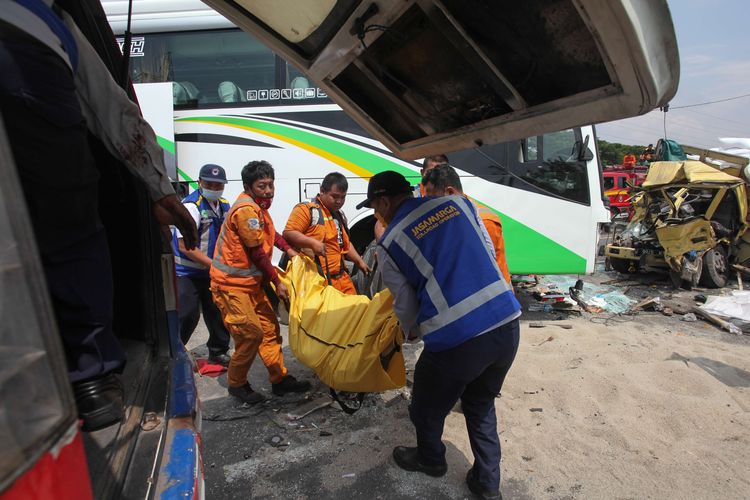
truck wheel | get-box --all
[700,246,728,288]
[609,257,634,274]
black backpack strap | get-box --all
[330,209,352,274]
[329,388,366,415]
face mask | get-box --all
[255,196,273,210]
[202,188,223,202]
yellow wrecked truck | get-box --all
[605,159,750,288]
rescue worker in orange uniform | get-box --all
[283,172,370,294]
[623,153,637,168]
[424,165,513,286]
[210,160,311,404]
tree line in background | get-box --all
[597,139,648,166]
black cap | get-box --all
[356,171,412,209]
[199,164,228,184]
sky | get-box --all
[596,0,750,150]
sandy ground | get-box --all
[186,276,750,499]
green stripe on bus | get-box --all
[501,214,586,274]
[156,135,176,155]
[177,168,199,189]
[178,115,415,178]
[177,115,587,274]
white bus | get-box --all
[104,0,679,275]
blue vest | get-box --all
[172,190,229,277]
[380,196,520,351]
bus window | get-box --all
[284,61,310,90]
[122,29,276,106]
[525,129,589,204]
[450,129,591,205]
[543,129,577,161]
[120,29,333,108]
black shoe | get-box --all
[466,467,502,499]
[208,352,231,367]
[272,375,311,395]
[392,446,447,477]
[73,373,124,432]
[228,383,265,405]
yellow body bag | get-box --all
[279,255,406,392]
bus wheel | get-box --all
[699,246,728,289]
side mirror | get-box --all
[575,135,595,162]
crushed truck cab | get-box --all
[605,158,750,288]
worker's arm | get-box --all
[62,12,197,249]
[173,203,204,262]
[274,232,299,258]
[283,204,325,255]
[377,246,419,340]
[64,12,172,201]
[177,240,212,267]
[282,229,325,255]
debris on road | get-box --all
[700,291,750,322]
[286,396,333,421]
[629,296,661,313]
[529,322,573,329]
[535,336,554,347]
[692,307,743,335]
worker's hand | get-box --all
[287,248,299,258]
[356,259,371,275]
[153,194,198,249]
[275,281,290,302]
[311,240,325,256]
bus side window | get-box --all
[123,29,276,108]
[507,129,591,205]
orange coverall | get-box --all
[210,193,288,387]
[284,198,356,295]
[477,206,512,285]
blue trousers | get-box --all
[43,230,126,382]
[177,275,230,356]
[409,319,520,492]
